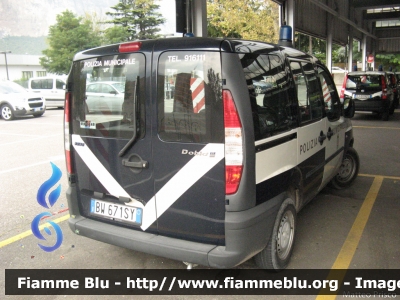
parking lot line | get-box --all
[316,176,383,300]
[0,155,65,175]
[0,133,62,146]
[353,125,400,130]
[0,214,70,249]
[359,173,400,181]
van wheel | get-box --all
[254,198,296,271]
[330,147,359,190]
[1,104,14,121]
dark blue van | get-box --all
[64,37,359,270]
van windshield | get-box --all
[346,74,382,91]
[69,53,145,139]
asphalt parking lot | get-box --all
[1,108,399,299]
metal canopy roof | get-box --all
[275,0,400,54]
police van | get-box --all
[64,36,359,270]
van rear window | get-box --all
[346,75,383,91]
[157,51,224,143]
[70,54,146,139]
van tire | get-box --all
[254,198,296,271]
[330,147,359,190]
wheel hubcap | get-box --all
[336,155,355,183]
[2,107,11,120]
[276,210,295,260]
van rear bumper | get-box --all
[67,186,282,268]
[354,99,389,113]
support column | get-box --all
[192,0,207,37]
[283,0,295,42]
[362,34,367,71]
[348,29,353,71]
[326,14,333,72]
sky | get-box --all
[156,0,177,35]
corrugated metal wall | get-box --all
[276,0,400,53]
[295,0,327,38]
[294,0,350,45]
[376,29,400,52]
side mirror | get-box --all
[343,98,355,118]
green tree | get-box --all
[103,26,131,44]
[105,0,165,42]
[207,0,279,42]
[40,10,102,75]
[376,53,400,71]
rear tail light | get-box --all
[339,73,348,102]
[223,90,243,195]
[64,92,73,174]
[381,76,387,100]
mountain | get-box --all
[0,0,119,37]
[0,36,47,55]
[0,0,176,55]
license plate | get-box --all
[33,108,43,112]
[90,199,142,225]
[353,94,371,100]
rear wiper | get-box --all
[119,77,140,157]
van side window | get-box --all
[157,51,224,143]
[290,61,323,124]
[56,79,65,89]
[240,53,294,140]
[31,79,53,89]
[316,66,341,121]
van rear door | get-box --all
[68,52,156,232]
[152,49,226,245]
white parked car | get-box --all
[85,81,125,114]
[0,80,46,121]
[332,66,346,73]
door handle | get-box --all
[122,154,148,169]
[318,131,326,145]
[327,127,334,140]
[122,160,148,168]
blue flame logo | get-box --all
[31,212,63,252]
[32,162,63,252]
[37,162,62,209]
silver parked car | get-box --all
[85,81,125,114]
[0,80,46,121]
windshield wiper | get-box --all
[119,77,140,157]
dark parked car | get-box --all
[340,71,395,120]
[387,72,398,109]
